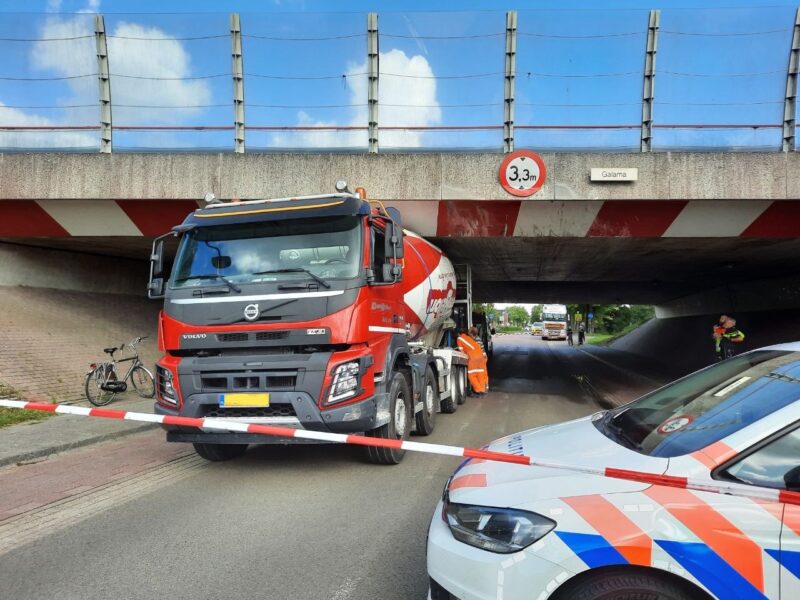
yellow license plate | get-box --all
[219,393,270,408]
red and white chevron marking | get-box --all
[3,399,799,507]
[1,199,799,238]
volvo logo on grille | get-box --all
[243,303,260,321]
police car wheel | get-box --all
[192,443,248,462]
[414,366,437,436]
[365,371,411,465]
[556,568,699,600]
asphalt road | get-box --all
[0,335,669,600]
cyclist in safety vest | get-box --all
[714,315,745,361]
[457,328,487,396]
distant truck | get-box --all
[147,184,469,465]
[541,304,568,340]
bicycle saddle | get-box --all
[103,347,117,355]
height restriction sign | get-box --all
[498,150,547,197]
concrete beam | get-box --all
[1,152,798,202]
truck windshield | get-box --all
[171,216,362,289]
[542,313,565,321]
[594,350,800,457]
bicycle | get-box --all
[85,337,155,406]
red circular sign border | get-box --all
[498,150,547,197]
[657,414,695,435]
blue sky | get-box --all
[0,0,797,151]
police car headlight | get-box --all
[444,500,556,554]
[328,361,361,404]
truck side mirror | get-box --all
[382,263,402,283]
[151,239,164,277]
[384,221,405,260]
[148,277,165,299]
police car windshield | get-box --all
[171,216,361,289]
[595,350,800,457]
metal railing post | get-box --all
[94,15,112,153]
[367,12,379,153]
[503,11,517,154]
[640,9,660,152]
[231,13,245,154]
[783,8,800,152]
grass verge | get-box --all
[0,383,54,428]
[586,323,641,347]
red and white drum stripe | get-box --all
[1,199,799,238]
[3,399,798,507]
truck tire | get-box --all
[440,368,459,414]
[193,443,248,462]
[365,371,411,465]
[455,366,467,405]
[414,366,437,436]
[555,568,700,600]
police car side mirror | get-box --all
[784,466,800,491]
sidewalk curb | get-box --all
[0,422,156,469]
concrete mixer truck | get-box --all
[146,184,470,464]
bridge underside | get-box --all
[4,234,800,311]
[1,153,799,316]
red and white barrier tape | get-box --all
[2,399,798,507]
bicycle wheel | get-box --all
[85,366,117,406]
[130,365,155,398]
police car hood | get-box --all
[448,414,670,509]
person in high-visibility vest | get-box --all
[469,326,490,393]
[457,328,487,396]
[714,315,745,361]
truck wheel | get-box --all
[555,568,698,600]
[414,366,438,436]
[365,371,411,465]
[193,443,248,462]
[455,366,467,405]
[440,368,459,414]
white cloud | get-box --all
[271,48,441,149]
[0,10,213,149]
[0,102,96,148]
[32,18,211,125]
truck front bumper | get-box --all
[155,391,385,444]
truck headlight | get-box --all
[443,499,556,554]
[156,365,178,406]
[328,360,361,404]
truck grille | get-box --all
[200,371,298,392]
[205,405,297,418]
[216,331,290,343]
[217,333,249,343]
